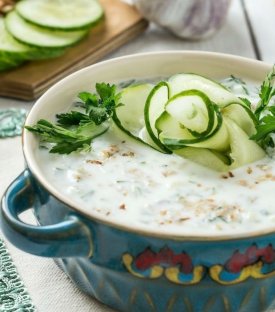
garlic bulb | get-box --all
[132,0,232,40]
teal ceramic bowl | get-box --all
[1,51,274,312]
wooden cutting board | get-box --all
[0,0,148,100]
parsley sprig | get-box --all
[26,83,121,154]
[250,67,275,148]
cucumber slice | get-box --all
[113,84,169,152]
[5,11,88,48]
[0,58,24,71]
[0,16,27,69]
[0,16,65,67]
[0,51,24,67]
[27,47,66,60]
[156,90,228,150]
[114,84,153,137]
[16,0,103,31]
[169,73,242,107]
[225,118,265,169]
[139,126,162,148]
[156,111,192,142]
[0,17,29,54]
[222,103,257,136]
[144,81,171,152]
[175,147,230,172]
[165,90,215,137]
[167,119,265,171]
[157,112,229,151]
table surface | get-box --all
[0,0,275,311]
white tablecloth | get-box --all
[0,0,274,310]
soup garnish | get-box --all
[26,68,275,172]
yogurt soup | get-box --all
[36,77,275,236]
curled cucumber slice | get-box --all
[114,74,265,172]
[113,84,170,153]
[113,84,153,138]
[225,118,265,169]
[16,0,103,31]
[169,73,242,107]
[174,118,265,171]
[165,89,215,137]
[222,103,257,136]
[157,111,229,152]
[157,90,228,151]
[144,82,171,153]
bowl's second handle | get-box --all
[1,170,93,258]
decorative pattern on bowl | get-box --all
[123,244,275,285]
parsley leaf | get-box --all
[239,97,252,108]
[78,83,122,125]
[25,120,94,154]
[251,116,275,142]
[56,111,89,126]
[26,83,119,154]
[250,67,275,148]
[254,66,275,119]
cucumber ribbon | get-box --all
[114,74,265,171]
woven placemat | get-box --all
[0,238,36,312]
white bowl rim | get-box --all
[23,50,274,241]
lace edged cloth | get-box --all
[0,239,36,312]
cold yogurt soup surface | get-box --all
[35,77,275,236]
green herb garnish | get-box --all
[239,97,252,108]
[250,67,275,148]
[254,67,275,118]
[26,83,121,154]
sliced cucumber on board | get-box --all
[16,0,103,31]
[144,82,171,153]
[0,16,65,69]
[113,84,170,153]
[0,17,29,55]
[0,0,103,71]
[0,58,24,71]
[0,17,27,70]
[169,73,243,107]
[5,11,88,48]
[0,51,24,71]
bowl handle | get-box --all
[1,170,93,258]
